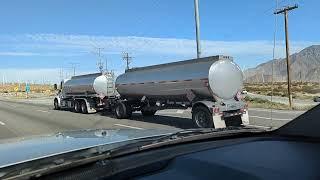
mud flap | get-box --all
[212,114,227,129]
[241,111,250,125]
[83,99,97,113]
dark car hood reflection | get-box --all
[0,129,178,168]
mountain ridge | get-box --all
[244,45,320,83]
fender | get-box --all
[192,100,215,114]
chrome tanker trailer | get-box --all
[114,55,249,128]
[54,72,116,113]
[54,55,249,128]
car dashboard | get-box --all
[43,135,320,180]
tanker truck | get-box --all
[54,55,249,128]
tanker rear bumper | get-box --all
[192,100,249,128]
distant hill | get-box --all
[244,45,320,83]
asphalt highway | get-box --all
[0,99,306,140]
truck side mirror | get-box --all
[53,84,58,90]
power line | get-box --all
[270,0,280,126]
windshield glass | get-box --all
[0,0,318,164]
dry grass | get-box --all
[244,82,320,100]
[0,83,55,98]
[244,96,314,111]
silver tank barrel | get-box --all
[115,55,243,101]
[63,73,115,98]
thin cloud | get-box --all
[0,51,85,57]
[0,34,317,58]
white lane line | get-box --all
[250,115,292,121]
[114,124,144,130]
[8,104,17,108]
[249,108,304,114]
[246,124,271,129]
[176,110,185,114]
[0,121,5,125]
[36,110,50,113]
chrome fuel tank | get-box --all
[115,55,243,101]
[63,73,115,98]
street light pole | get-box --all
[194,0,201,58]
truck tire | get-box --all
[115,102,128,119]
[74,101,81,113]
[54,99,60,110]
[192,106,214,128]
[125,103,133,118]
[141,109,156,116]
[80,101,88,114]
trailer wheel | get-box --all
[192,106,214,128]
[74,101,81,113]
[80,101,88,114]
[141,109,157,116]
[54,99,60,110]
[115,102,127,119]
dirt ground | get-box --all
[244,82,320,100]
[0,83,55,98]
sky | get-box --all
[0,0,319,83]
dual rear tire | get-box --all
[74,100,88,114]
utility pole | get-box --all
[194,0,201,58]
[105,58,108,73]
[122,52,133,70]
[90,43,105,73]
[274,4,298,109]
[96,47,104,73]
[69,63,79,76]
[59,68,64,81]
[299,71,302,84]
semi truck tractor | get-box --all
[54,55,249,128]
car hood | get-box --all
[0,129,178,168]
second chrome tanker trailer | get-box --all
[54,55,249,128]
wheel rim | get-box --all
[195,110,209,128]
